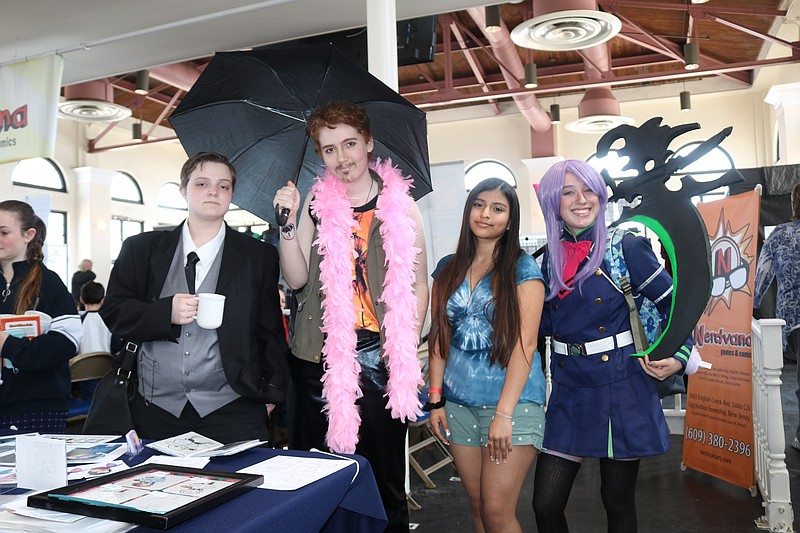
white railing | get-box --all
[662,391,686,435]
[752,318,794,532]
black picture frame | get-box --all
[27,464,263,530]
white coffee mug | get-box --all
[196,293,225,329]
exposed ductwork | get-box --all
[149,63,204,93]
[468,3,632,135]
[466,6,551,132]
[58,80,132,123]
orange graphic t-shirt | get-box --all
[352,207,379,332]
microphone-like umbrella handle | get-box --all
[275,204,290,227]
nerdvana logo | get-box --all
[1,105,28,132]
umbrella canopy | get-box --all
[170,44,432,222]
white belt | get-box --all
[552,331,634,356]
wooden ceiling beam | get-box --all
[407,55,796,108]
[445,13,501,114]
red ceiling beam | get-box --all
[88,135,179,154]
[704,14,800,51]
[401,53,692,96]
[444,14,501,114]
[407,54,796,108]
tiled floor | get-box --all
[408,364,800,532]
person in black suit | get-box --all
[100,152,288,444]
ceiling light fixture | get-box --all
[510,0,621,51]
[132,122,142,141]
[135,70,150,95]
[680,90,692,112]
[684,42,699,70]
[57,81,132,123]
[485,5,502,33]
[565,87,634,134]
[550,103,561,124]
[524,63,538,88]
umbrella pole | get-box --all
[275,132,310,227]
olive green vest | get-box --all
[291,176,388,363]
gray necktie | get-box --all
[185,251,200,294]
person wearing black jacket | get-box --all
[100,152,289,444]
[0,200,82,432]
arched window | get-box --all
[586,152,638,180]
[11,157,66,192]
[110,217,144,262]
[157,182,187,227]
[111,171,143,204]
[157,182,187,210]
[46,210,68,285]
[464,160,516,191]
[670,142,734,204]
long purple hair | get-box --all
[537,160,608,300]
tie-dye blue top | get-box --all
[754,219,800,348]
[433,253,546,407]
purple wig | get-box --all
[537,160,608,300]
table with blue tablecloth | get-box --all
[4,436,387,533]
[126,446,387,533]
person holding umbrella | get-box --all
[273,101,428,531]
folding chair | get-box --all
[67,351,114,424]
[408,388,455,489]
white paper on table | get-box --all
[141,456,211,469]
[16,435,67,490]
[239,455,355,490]
[40,435,120,445]
[0,508,136,533]
[3,494,82,522]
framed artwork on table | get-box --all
[27,464,263,529]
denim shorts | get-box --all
[443,400,545,448]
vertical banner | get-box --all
[0,54,63,164]
[682,190,760,488]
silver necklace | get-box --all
[1,282,10,303]
[351,178,375,207]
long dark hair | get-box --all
[429,178,524,367]
[0,200,46,314]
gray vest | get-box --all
[291,173,389,363]
[139,240,239,417]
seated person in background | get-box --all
[79,281,122,355]
[76,281,122,401]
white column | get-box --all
[73,167,114,287]
[764,82,800,164]
[522,156,563,234]
[366,0,398,91]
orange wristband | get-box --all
[428,387,443,396]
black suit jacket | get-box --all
[100,223,288,404]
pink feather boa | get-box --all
[311,159,423,454]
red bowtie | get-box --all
[558,240,592,298]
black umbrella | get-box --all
[170,44,432,224]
